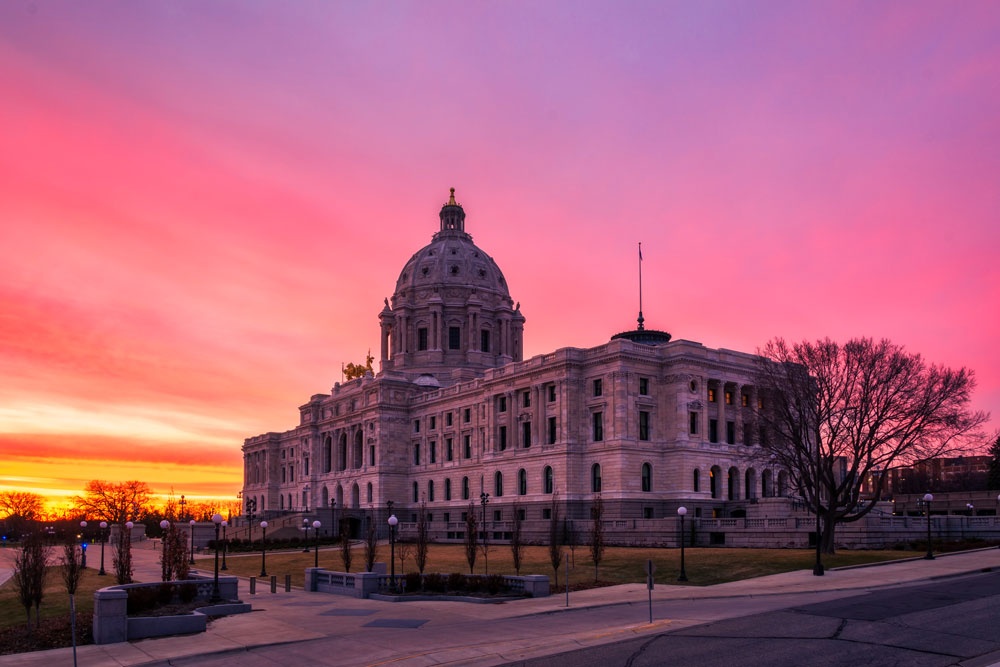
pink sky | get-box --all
[1,1,998,509]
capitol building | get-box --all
[242,190,790,541]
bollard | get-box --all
[250,577,256,595]
[285,574,292,592]
[270,575,277,593]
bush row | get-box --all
[400,572,509,595]
[126,582,199,614]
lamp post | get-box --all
[923,493,935,560]
[303,519,311,553]
[221,520,228,570]
[312,520,321,568]
[211,514,223,602]
[246,497,257,542]
[98,521,108,575]
[189,519,196,564]
[331,499,337,537]
[79,521,88,568]
[677,507,688,582]
[260,520,269,577]
[179,495,187,521]
[159,520,170,581]
[388,514,398,591]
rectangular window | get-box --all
[446,438,453,461]
[430,441,437,463]
[498,396,507,412]
[547,416,557,444]
[522,421,531,448]
[639,411,650,441]
[548,384,556,402]
[413,444,420,465]
[463,434,471,458]
[463,408,471,423]
[643,507,654,519]
[499,425,507,451]
[414,419,420,433]
[446,412,453,426]
[418,327,429,351]
[593,412,604,441]
[449,326,461,350]
[725,391,733,405]
[493,509,502,522]
[708,388,716,402]
[304,458,309,475]
[523,390,531,408]
[709,419,719,443]
[430,416,436,430]
[689,412,698,435]
[543,508,552,520]
[743,423,753,446]
[369,445,375,466]
[741,393,749,407]
[726,421,736,445]
[639,377,649,395]
[593,378,603,397]
[480,329,491,353]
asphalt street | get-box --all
[510,570,1000,667]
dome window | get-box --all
[450,265,459,275]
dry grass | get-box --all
[216,542,916,590]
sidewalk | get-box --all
[1,546,997,667]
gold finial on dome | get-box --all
[448,187,456,205]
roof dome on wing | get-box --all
[393,188,511,302]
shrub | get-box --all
[424,573,445,593]
[447,572,466,592]
[485,574,505,595]
[127,586,158,615]
[404,572,422,593]
[157,582,175,605]
[466,575,482,593]
[178,582,198,603]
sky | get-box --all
[1,1,998,512]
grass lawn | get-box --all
[216,542,918,590]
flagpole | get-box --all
[637,242,644,330]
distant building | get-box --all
[241,190,790,538]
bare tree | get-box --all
[13,530,49,632]
[73,480,152,524]
[61,538,84,666]
[414,501,429,574]
[464,503,478,574]
[161,523,189,581]
[548,494,562,586]
[589,495,605,582]
[0,491,44,537]
[988,432,1000,490]
[397,537,414,574]
[510,500,524,575]
[363,512,379,572]
[755,337,989,554]
[113,524,134,584]
[340,522,353,573]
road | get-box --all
[509,570,1000,667]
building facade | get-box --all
[242,190,789,538]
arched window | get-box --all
[462,476,470,500]
[762,470,772,497]
[543,466,553,494]
[494,471,504,497]
[321,486,329,508]
[728,467,739,501]
[279,495,284,510]
[518,468,527,495]
[745,469,757,499]
[366,482,373,504]
[288,493,293,509]
[710,466,721,499]
[591,463,602,493]
[324,435,333,473]
[353,431,363,470]
[641,463,652,492]
[777,470,789,497]
[351,483,360,508]
[338,434,348,471]
[428,480,435,502]
[693,469,700,493]
[445,478,452,501]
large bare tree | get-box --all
[756,337,988,554]
[73,480,152,524]
[0,491,44,537]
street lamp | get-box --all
[159,520,170,581]
[246,497,257,542]
[677,507,688,582]
[211,514,223,602]
[179,495,187,520]
[260,520,269,577]
[303,518,311,553]
[98,521,108,576]
[312,520,321,568]
[388,514,398,591]
[189,519,197,565]
[221,520,228,570]
[923,493,935,560]
[79,521,88,569]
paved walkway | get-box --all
[1,544,998,666]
